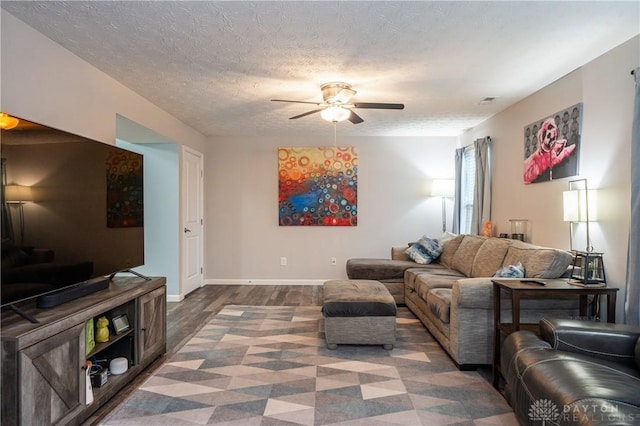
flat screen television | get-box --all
[1,115,144,312]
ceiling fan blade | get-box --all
[348,110,364,124]
[289,109,324,120]
[272,99,323,106]
[352,102,405,110]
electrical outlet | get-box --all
[280,257,287,266]
[330,257,337,266]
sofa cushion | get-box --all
[405,267,445,291]
[636,338,640,370]
[451,235,487,277]
[438,234,464,269]
[502,243,573,278]
[414,272,461,301]
[470,237,512,277]
[427,288,452,324]
[435,232,458,245]
[346,258,421,280]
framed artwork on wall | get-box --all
[523,102,582,184]
[106,149,143,227]
[278,146,357,226]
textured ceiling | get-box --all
[2,1,639,138]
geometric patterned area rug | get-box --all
[101,305,517,425]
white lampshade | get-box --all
[563,189,597,222]
[5,185,33,203]
[321,106,351,123]
[431,179,454,197]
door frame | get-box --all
[181,146,204,299]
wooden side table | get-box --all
[491,278,618,388]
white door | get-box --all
[182,147,204,297]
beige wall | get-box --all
[204,135,457,283]
[461,35,639,321]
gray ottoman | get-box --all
[322,279,397,350]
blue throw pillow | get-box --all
[418,236,443,259]
[494,262,525,278]
[405,236,442,264]
[405,244,430,264]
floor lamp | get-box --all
[431,179,454,233]
[5,184,33,246]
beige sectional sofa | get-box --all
[346,234,579,368]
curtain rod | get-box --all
[462,136,491,150]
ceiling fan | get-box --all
[271,82,404,124]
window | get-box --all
[459,148,475,234]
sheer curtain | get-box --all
[625,67,640,326]
[470,137,492,235]
[452,148,464,234]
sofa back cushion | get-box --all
[471,238,513,277]
[438,234,465,269]
[451,235,487,277]
[502,242,573,278]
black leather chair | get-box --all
[501,318,640,425]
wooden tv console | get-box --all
[1,276,166,425]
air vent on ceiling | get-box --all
[479,97,498,105]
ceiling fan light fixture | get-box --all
[0,113,19,130]
[272,82,403,124]
[321,106,351,123]
[320,82,356,104]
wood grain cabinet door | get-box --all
[19,322,85,425]
[137,286,166,365]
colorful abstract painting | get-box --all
[106,149,143,227]
[278,146,357,226]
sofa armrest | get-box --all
[539,318,640,367]
[391,246,410,261]
[501,330,551,382]
[452,278,495,309]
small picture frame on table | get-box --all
[111,314,130,335]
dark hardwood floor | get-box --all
[83,285,324,425]
[166,284,324,356]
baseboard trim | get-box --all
[204,279,326,286]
